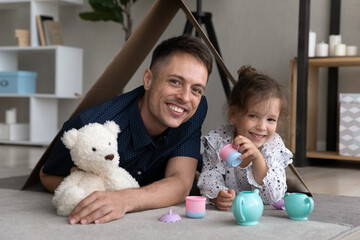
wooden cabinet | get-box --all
[0,0,83,145]
[289,57,360,162]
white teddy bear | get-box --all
[52,121,140,216]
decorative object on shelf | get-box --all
[0,71,37,94]
[14,29,30,47]
[308,31,316,57]
[0,123,29,141]
[5,108,17,124]
[79,0,139,41]
[43,21,64,45]
[36,15,54,46]
[333,43,346,56]
[346,45,358,56]
[329,35,342,56]
[339,93,360,157]
[315,41,329,57]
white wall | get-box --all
[56,0,360,147]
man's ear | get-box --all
[143,68,153,90]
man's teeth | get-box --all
[169,105,184,113]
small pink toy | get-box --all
[185,196,206,218]
[219,144,242,167]
[159,209,182,223]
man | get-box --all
[40,34,213,224]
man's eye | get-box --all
[192,88,203,95]
[170,79,180,85]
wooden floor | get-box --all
[1,145,360,197]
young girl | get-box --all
[197,65,293,210]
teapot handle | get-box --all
[305,197,314,215]
[234,195,245,222]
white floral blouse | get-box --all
[197,125,293,204]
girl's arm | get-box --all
[197,139,227,200]
[244,134,293,204]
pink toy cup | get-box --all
[219,144,242,167]
[185,196,206,218]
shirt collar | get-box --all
[128,95,153,150]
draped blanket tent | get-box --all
[22,0,311,196]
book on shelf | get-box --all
[36,15,53,46]
[43,20,64,46]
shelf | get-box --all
[0,45,80,51]
[0,0,83,146]
[308,57,360,67]
[307,151,360,161]
[290,57,360,164]
[0,46,83,98]
[292,57,360,67]
[0,93,80,99]
[0,0,83,7]
[0,139,49,146]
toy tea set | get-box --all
[160,144,314,225]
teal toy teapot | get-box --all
[232,189,264,226]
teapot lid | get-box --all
[159,209,182,223]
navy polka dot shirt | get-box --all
[42,86,208,186]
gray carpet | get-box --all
[0,175,359,239]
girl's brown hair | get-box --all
[228,65,287,116]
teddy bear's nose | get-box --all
[105,154,114,161]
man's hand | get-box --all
[68,190,131,224]
[210,189,236,211]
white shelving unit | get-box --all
[0,0,83,145]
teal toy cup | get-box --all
[219,144,242,167]
[284,192,314,220]
[232,189,264,226]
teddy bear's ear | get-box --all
[104,121,120,135]
[61,128,79,149]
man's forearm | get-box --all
[39,167,65,193]
[123,156,197,212]
[121,174,193,213]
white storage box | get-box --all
[339,93,360,156]
[0,123,29,141]
[0,71,37,94]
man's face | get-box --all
[141,53,208,136]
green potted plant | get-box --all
[79,0,138,41]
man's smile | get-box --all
[168,104,185,114]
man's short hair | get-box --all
[150,34,213,77]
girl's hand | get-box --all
[233,135,269,185]
[232,135,264,168]
[210,189,236,211]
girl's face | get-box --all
[229,97,282,148]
